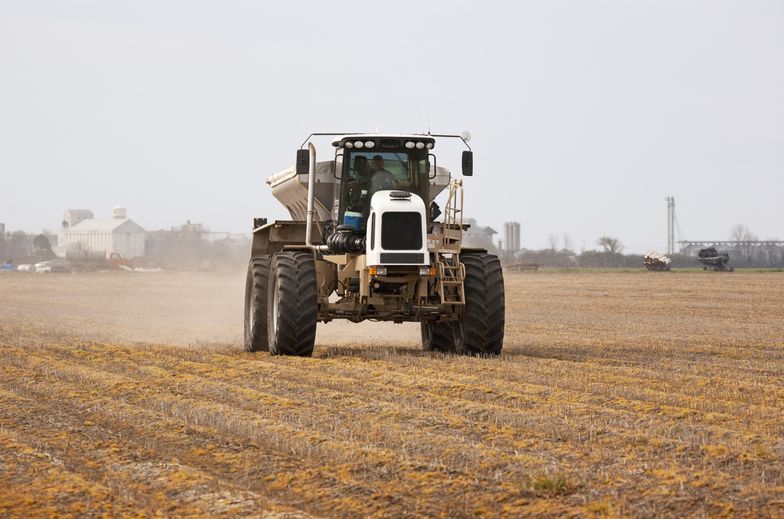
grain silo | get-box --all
[504,222,521,252]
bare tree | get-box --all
[562,233,573,252]
[730,224,757,242]
[547,234,559,251]
[597,235,624,254]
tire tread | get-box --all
[461,253,505,355]
[244,256,270,352]
[268,251,318,357]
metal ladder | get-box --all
[437,180,465,305]
[441,180,464,252]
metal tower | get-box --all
[666,196,675,255]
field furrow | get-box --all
[1,270,783,517]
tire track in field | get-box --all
[34,338,784,473]
[0,426,133,517]
[9,340,784,508]
[0,354,549,517]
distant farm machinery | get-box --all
[697,247,733,272]
[643,251,671,271]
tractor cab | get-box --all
[331,135,437,232]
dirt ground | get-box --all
[1,269,783,517]
[0,269,419,347]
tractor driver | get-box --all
[369,155,397,193]
[354,155,369,179]
[346,155,371,212]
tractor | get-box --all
[244,133,505,357]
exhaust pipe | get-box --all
[304,142,330,253]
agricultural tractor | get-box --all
[244,133,505,357]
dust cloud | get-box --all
[0,271,419,348]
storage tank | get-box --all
[504,222,521,252]
[267,161,452,222]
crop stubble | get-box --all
[0,270,782,517]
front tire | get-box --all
[244,256,270,352]
[267,251,318,357]
[457,253,505,356]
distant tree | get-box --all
[548,234,559,251]
[5,231,33,262]
[597,235,624,254]
[730,224,757,242]
[33,234,51,252]
[562,233,573,253]
[33,234,55,260]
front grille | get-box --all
[380,253,425,264]
[381,212,422,250]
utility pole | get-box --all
[666,196,675,255]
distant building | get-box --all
[57,207,146,259]
[463,218,498,251]
[503,222,521,252]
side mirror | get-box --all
[332,151,343,179]
[296,149,310,175]
[462,151,473,176]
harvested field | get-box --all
[1,270,783,517]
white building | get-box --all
[463,218,498,252]
[57,207,146,259]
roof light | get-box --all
[344,141,353,148]
[354,141,364,148]
[426,142,434,150]
[415,141,425,149]
[405,141,415,149]
[364,140,375,148]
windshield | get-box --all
[337,150,429,231]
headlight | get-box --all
[415,142,425,149]
[369,266,387,276]
[364,140,375,148]
[354,141,364,149]
[405,141,415,149]
[426,142,434,150]
[344,141,353,148]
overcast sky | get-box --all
[1,1,782,253]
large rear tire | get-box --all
[267,251,318,357]
[244,256,270,352]
[458,253,505,356]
